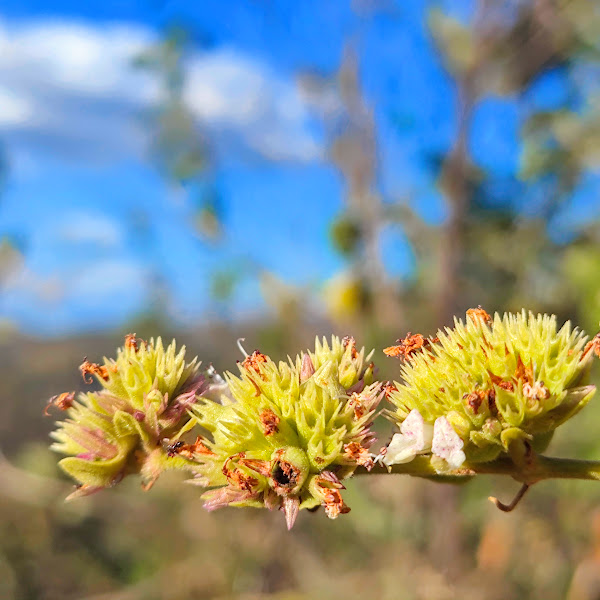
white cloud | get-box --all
[1,258,150,335]
[0,17,322,165]
[185,50,266,125]
[0,20,159,101]
[0,87,34,126]
[184,49,322,161]
[58,212,123,247]
[69,259,148,302]
[2,263,64,303]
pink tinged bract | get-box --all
[282,496,300,530]
[202,486,257,511]
[300,353,316,383]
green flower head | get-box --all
[50,334,211,498]
[383,309,598,469]
[188,336,381,528]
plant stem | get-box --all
[359,455,600,484]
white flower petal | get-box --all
[382,433,419,465]
[432,417,466,470]
[401,409,434,449]
[382,409,434,466]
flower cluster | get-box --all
[47,309,600,524]
[383,309,598,469]
[50,335,210,498]
[185,336,382,528]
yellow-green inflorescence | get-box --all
[383,309,599,471]
[49,310,600,522]
[187,336,382,529]
[50,334,217,498]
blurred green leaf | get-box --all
[428,8,477,76]
[329,215,362,257]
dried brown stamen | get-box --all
[248,377,262,397]
[343,441,373,470]
[44,391,75,416]
[464,391,483,413]
[342,335,359,359]
[582,333,600,360]
[259,409,280,436]
[523,380,550,401]
[463,388,496,415]
[466,306,492,325]
[348,392,365,419]
[382,382,398,400]
[124,333,145,351]
[271,459,300,492]
[384,333,438,361]
[79,359,109,383]
[314,472,350,518]
[242,350,268,375]
[222,454,258,492]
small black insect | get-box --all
[166,440,185,457]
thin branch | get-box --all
[359,454,600,484]
[489,483,530,512]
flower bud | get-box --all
[309,336,375,393]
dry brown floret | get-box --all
[44,391,75,416]
[79,359,109,383]
[466,306,492,325]
[242,350,268,374]
[343,441,373,470]
[383,333,439,361]
[259,409,280,436]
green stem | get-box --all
[472,455,600,483]
[359,455,600,484]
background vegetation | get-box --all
[2,1,600,598]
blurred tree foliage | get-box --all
[135,26,224,244]
[3,1,600,599]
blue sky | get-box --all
[0,1,596,336]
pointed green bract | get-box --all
[189,336,382,527]
[386,310,597,464]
